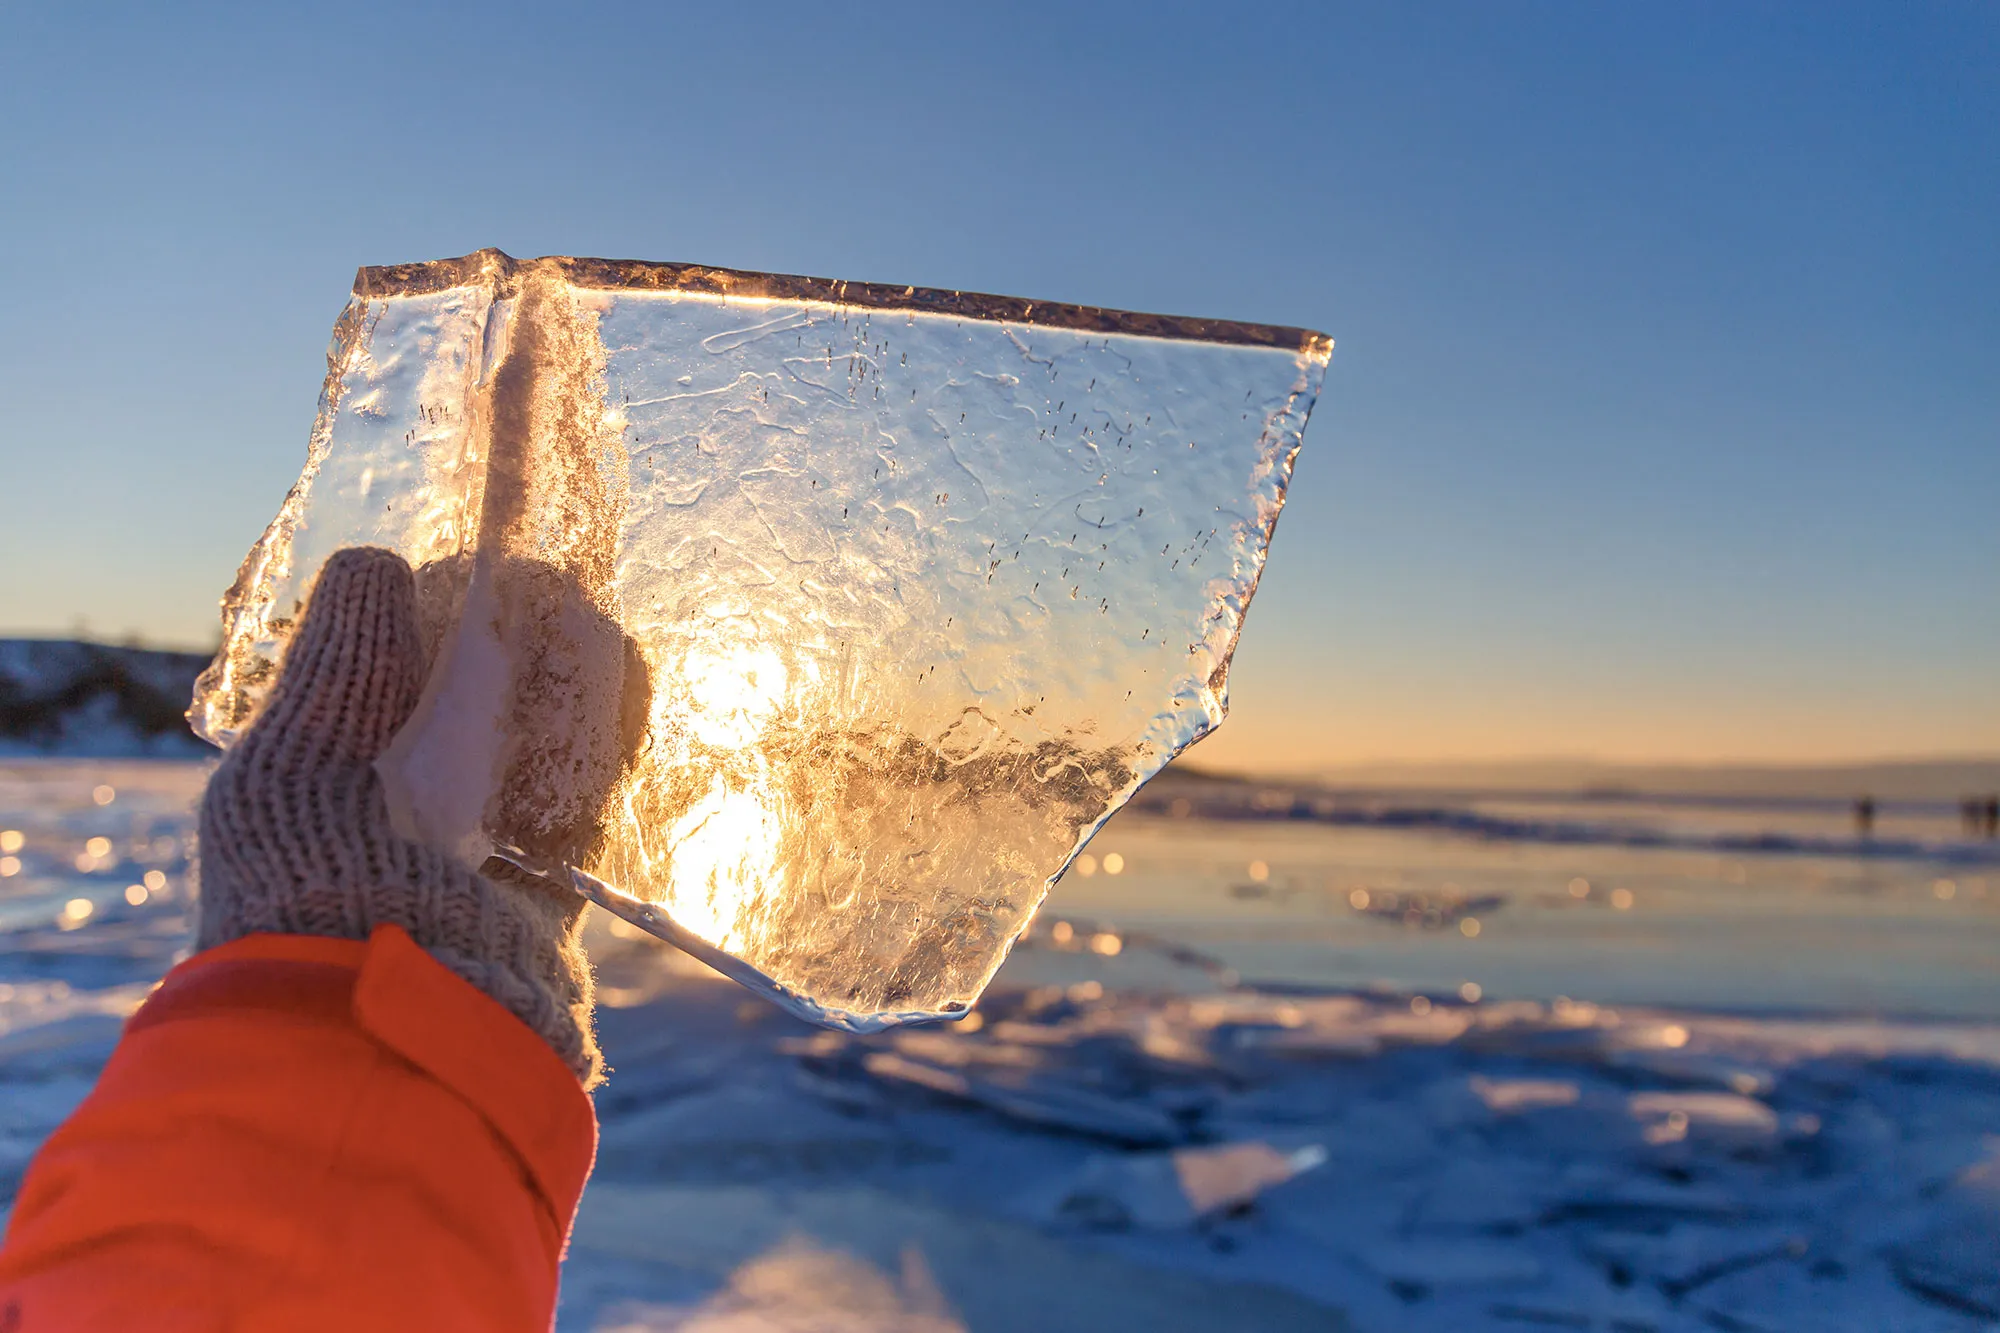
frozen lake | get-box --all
[1,759,1996,1331]
[1021,798,2000,1022]
[1,760,1992,1021]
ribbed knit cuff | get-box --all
[194,829,602,1086]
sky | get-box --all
[1,2,1995,770]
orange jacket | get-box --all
[0,925,597,1332]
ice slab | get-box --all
[190,250,1329,1029]
[1885,1145,2000,1318]
[1050,1141,1328,1230]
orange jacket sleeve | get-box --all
[0,925,597,1332]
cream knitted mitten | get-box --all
[196,546,601,1084]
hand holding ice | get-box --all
[191,250,1330,1029]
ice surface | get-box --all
[190,251,1330,1028]
[1049,1141,1327,1229]
[9,759,2000,1331]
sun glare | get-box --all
[681,641,790,749]
[661,774,782,949]
[629,625,818,952]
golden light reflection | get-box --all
[681,640,791,749]
[0,831,22,854]
[619,623,812,954]
[589,575,1153,1015]
[659,773,782,949]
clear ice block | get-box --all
[191,251,1330,1029]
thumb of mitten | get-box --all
[200,546,427,916]
[251,546,425,769]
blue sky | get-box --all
[2,2,1994,767]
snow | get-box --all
[1,758,1997,1330]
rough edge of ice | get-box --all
[567,864,970,1034]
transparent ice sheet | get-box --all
[192,251,1330,1029]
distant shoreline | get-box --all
[1173,755,2000,807]
[0,638,210,758]
[5,637,1994,806]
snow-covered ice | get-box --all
[1,758,1997,1331]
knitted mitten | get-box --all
[196,546,601,1084]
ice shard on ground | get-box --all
[191,250,1331,1029]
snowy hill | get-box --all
[0,640,213,758]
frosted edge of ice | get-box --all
[357,248,1335,361]
[186,295,379,749]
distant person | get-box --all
[1966,796,1985,837]
[1986,794,2000,840]
[1853,794,1876,839]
